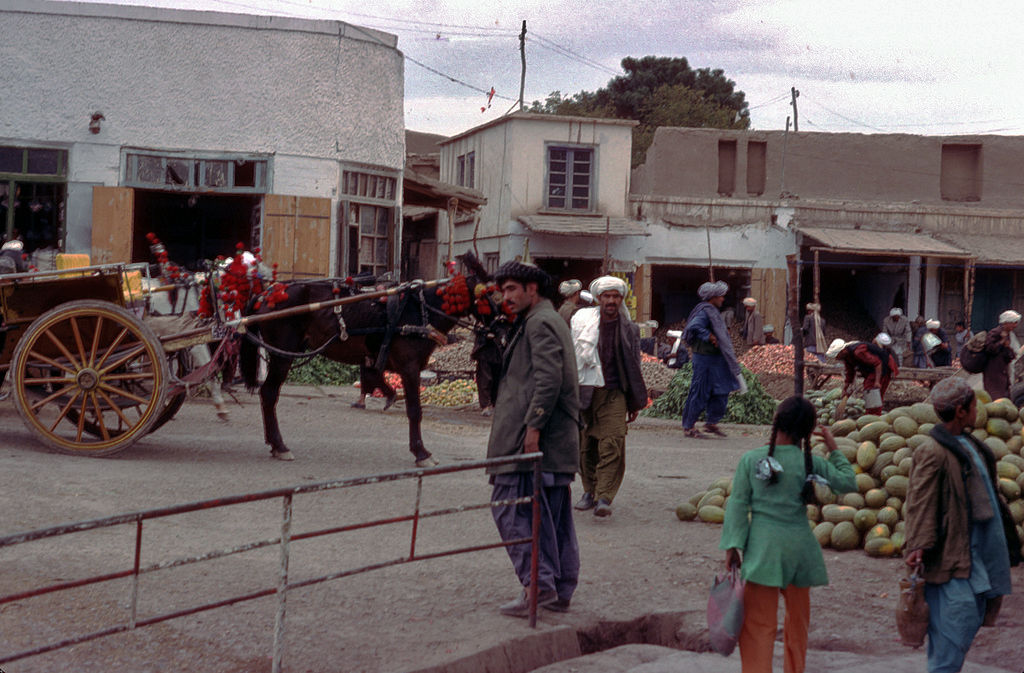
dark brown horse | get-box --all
[239,255,496,465]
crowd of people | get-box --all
[472,260,1018,673]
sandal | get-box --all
[683,427,707,439]
[704,424,727,437]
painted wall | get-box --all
[636,126,1024,210]
[1,0,405,256]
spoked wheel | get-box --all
[11,300,169,456]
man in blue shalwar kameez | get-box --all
[680,281,744,439]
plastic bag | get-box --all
[707,566,745,656]
[896,571,929,648]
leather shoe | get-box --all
[543,597,571,612]
[574,492,596,511]
[594,498,612,517]
[499,589,558,618]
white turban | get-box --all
[763,324,774,333]
[742,297,757,307]
[890,307,903,317]
[925,319,940,329]
[1,239,23,252]
[579,290,593,304]
[999,310,1021,324]
[825,338,846,358]
[589,276,627,298]
[806,303,821,312]
[558,279,582,298]
[875,332,893,346]
[698,281,728,301]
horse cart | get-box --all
[0,263,221,456]
[0,253,494,464]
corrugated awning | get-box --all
[931,234,1024,266]
[799,227,972,258]
[403,167,485,216]
[518,215,648,237]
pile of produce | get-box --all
[286,357,359,386]
[642,364,778,425]
[420,378,478,406]
[640,352,677,391]
[675,390,1024,560]
[739,344,821,376]
[428,334,476,374]
[808,388,866,425]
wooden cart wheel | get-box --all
[11,300,169,456]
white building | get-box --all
[0,0,404,277]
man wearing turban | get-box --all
[981,310,1022,401]
[680,281,743,438]
[882,308,912,364]
[486,260,580,616]
[834,333,900,415]
[741,297,765,348]
[904,377,1018,673]
[570,276,647,517]
[557,279,583,325]
[801,303,827,363]
[925,319,952,367]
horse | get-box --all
[239,254,498,466]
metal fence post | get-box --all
[272,493,293,673]
[129,519,143,629]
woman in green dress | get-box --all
[720,396,857,673]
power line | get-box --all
[802,95,885,132]
[528,32,620,77]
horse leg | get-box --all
[261,354,295,461]
[400,364,437,467]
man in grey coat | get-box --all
[487,260,581,617]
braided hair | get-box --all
[766,395,819,505]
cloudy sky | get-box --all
[54,0,1024,138]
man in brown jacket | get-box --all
[904,377,1018,672]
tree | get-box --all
[528,56,749,167]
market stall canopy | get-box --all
[518,215,648,237]
[402,168,485,216]
[930,234,1024,266]
[798,227,972,258]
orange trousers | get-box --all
[738,581,810,673]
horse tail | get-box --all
[239,327,261,392]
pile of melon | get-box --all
[675,388,1024,560]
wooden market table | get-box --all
[804,362,959,390]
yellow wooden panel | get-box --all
[91,186,133,264]
[293,196,331,276]
[261,194,296,274]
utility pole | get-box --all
[518,21,527,111]
[779,116,790,197]
[791,87,800,132]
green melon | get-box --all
[919,423,936,435]
[886,407,912,423]
[698,491,726,509]
[985,437,1010,460]
[893,447,914,465]
[974,403,989,429]
[842,492,866,509]
[972,428,989,443]
[880,435,907,452]
[1009,500,1024,524]
[976,388,993,404]
[688,490,708,506]
[846,430,862,443]
[907,435,929,450]
[910,403,940,425]
[831,521,860,550]
[807,504,821,522]
[814,482,838,505]
[856,473,877,494]
[1012,420,1023,435]
[892,416,919,438]
[886,474,910,498]
[838,443,859,463]
[675,502,698,521]
[999,478,1022,501]
[865,488,888,509]
[886,497,904,514]
[998,461,1022,481]
[856,414,883,429]
[824,505,857,524]
[894,520,906,533]
[710,477,733,493]
[865,536,896,557]
[813,521,835,547]
[878,432,898,444]
[898,457,914,476]
[830,419,858,437]
[853,508,878,532]
[859,422,890,444]
[698,505,726,523]
[865,523,892,542]
[1007,435,1023,455]
[877,506,900,528]
[1002,454,1024,472]
[857,442,878,470]
[820,504,841,521]
[880,465,902,482]
[994,398,1019,420]
[986,418,1013,441]
[890,531,906,553]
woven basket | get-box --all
[896,573,929,648]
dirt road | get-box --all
[0,387,1020,673]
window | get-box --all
[718,140,737,196]
[746,141,767,197]
[940,143,982,202]
[125,152,269,193]
[456,151,475,188]
[0,146,68,252]
[547,146,593,211]
[341,170,398,277]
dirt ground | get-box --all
[0,386,1021,673]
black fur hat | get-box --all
[495,260,550,290]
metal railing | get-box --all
[0,452,543,672]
